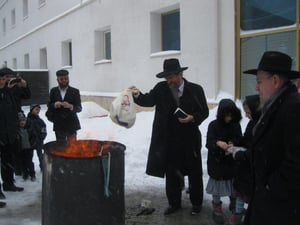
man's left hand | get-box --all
[178,115,194,123]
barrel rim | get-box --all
[44,139,126,159]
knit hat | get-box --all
[30,104,41,113]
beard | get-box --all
[59,82,69,89]
[258,95,271,110]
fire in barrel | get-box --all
[42,139,126,225]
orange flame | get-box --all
[50,139,113,158]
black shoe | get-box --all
[23,175,29,180]
[0,191,6,200]
[191,205,202,215]
[0,201,6,208]
[3,184,24,192]
[164,205,181,215]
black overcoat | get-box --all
[0,86,19,145]
[247,82,300,225]
[206,119,242,180]
[134,79,209,178]
[47,86,82,133]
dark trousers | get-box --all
[0,143,15,186]
[165,165,203,207]
[11,140,22,174]
[55,130,77,142]
[20,149,35,177]
[35,142,44,170]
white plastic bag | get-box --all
[109,89,136,128]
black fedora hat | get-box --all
[243,51,300,79]
[156,58,188,78]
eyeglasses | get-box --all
[256,73,274,85]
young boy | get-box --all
[17,113,37,181]
[27,104,47,171]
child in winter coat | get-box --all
[17,113,37,181]
[227,95,260,225]
[27,104,47,171]
[206,98,242,224]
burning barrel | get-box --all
[42,139,126,225]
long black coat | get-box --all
[247,82,300,225]
[10,84,31,112]
[206,120,242,180]
[47,86,82,133]
[0,86,19,145]
[27,112,47,147]
[134,79,209,178]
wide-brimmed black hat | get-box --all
[0,67,17,77]
[243,51,300,79]
[156,58,188,78]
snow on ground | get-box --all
[0,96,249,225]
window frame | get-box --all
[61,40,73,67]
[23,0,29,19]
[2,17,6,35]
[94,27,112,63]
[161,9,180,51]
[235,0,300,99]
[11,8,16,28]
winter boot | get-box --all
[229,197,236,212]
[212,201,225,224]
[228,212,243,225]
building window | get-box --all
[237,0,297,99]
[40,48,48,69]
[162,10,180,51]
[12,58,17,69]
[11,9,16,28]
[104,31,111,60]
[150,5,180,53]
[23,0,29,19]
[241,0,295,31]
[2,18,6,35]
[94,28,111,61]
[24,53,30,69]
[62,40,72,67]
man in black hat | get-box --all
[0,68,24,198]
[129,58,209,215]
[46,69,82,141]
[243,51,300,225]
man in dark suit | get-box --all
[129,58,209,216]
[46,69,82,141]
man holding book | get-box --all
[129,58,209,216]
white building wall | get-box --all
[0,0,236,100]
